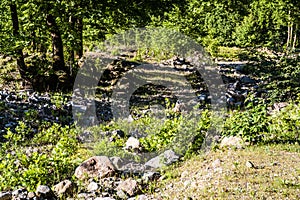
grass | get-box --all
[154,144,300,199]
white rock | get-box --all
[125,137,141,151]
[220,136,244,149]
[87,182,99,192]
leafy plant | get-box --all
[0,123,81,191]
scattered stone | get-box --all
[211,159,222,169]
[145,150,180,169]
[0,192,12,200]
[142,172,161,182]
[116,178,139,196]
[124,137,141,152]
[36,185,55,199]
[74,156,115,180]
[27,192,35,200]
[77,193,89,199]
[116,190,127,199]
[128,194,149,200]
[12,188,27,200]
[246,161,255,168]
[87,181,99,192]
[273,102,288,112]
[94,197,116,200]
[220,136,244,149]
[53,180,73,196]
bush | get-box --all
[0,122,81,191]
[222,98,300,144]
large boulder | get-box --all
[75,156,116,180]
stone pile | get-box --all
[0,149,180,200]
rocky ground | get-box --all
[0,55,263,136]
[0,55,290,200]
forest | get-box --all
[0,0,299,199]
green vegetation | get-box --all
[0,122,82,191]
[223,98,300,144]
[0,0,299,198]
[1,0,300,90]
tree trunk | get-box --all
[286,11,291,52]
[46,14,66,73]
[292,24,298,50]
[75,17,83,59]
[9,3,28,81]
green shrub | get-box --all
[269,103,300,143]
[222,98,300,144]
[0,122,81,191]
[222,99,270,143]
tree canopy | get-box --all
[0,0,299,91]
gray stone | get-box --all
[110,156,124,170]
[94,198,115,200]
[87,182,99,192]
[36,185,55,199]
[0,192,12,200]
[27,192,35,200]
[220,136,244,149]
[116,178,138,196]
[128,194,149,200]
[74,156,115,180]
[145,150,179,169]
[53,180,73,196]
[12,188,27,200]
[116,190,127,199]
[240,76,256,84]
[142,172,161,182]
[211,159,221,169]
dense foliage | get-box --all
[1,0,300,90]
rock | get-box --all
[246,161,255,168]
[145,150,180,169]
[119,162,153,174]
[124,137,141,152]
[110,156,124,170]
[112,129,125,138]
[36,185,55,199]
[142,172,161,182]
[220,136,244,149]
[240,76,256,84]
[94,198,116,200]
[53,180,73,196]
[116,178,139,196]
[12,188,27,200]
[128,195,149,200]
[273,102,288,112]
[77,193,89,199]
[211,159,222,169]
[116,190,127,199]
[0,192,12,200]
[74,156,115,180]
[87,182,99,192]
[27,192,35,200]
